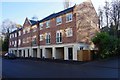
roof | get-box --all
[29,20,38,26]
[9,5,75,34]
[39,5,75,23]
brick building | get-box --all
[9,0,99,61]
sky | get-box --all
[0,0,112,27]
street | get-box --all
[2,57,119,78]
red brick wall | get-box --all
[39,11,76,45]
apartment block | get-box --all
[9,0,99,61]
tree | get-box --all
[92,32,119,58]
[1,19,17,34]
[98,7,104,28]
[104,1,110,28]
[109,0,120,37]
[1,19,20,52]
[2,36,9,51]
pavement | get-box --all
[1,56,120,79]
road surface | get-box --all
[2,57,119,79]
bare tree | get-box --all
[109,0,120,37]
[98,7,104,28]
[104,1,110,28]
[1,19,18,34]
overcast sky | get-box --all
[0,0,112,27]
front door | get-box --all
[40,49,42,58]
[68,48,73,60]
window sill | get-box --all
[56,42,62,44]
[56,23,62,26]
[66,20,72,23]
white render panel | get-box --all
[37,48,40,58]
[52,47,56,59]
[64,47,68,60]
[25,49,28,57]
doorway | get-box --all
[68,48,73,60]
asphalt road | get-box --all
[2,57,119,78]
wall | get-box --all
[74,1,99,45]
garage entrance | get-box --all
[19,50,22,57]
[56,47,64,60]
[45,48,52,59]
[33,48,37,58]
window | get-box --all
[26,37,30,43]
[10,42,11,46]
[66,13,72,22]
[65,28,73,37]
[80,47,84,50]
[27,28,30,33]
[40,34,44,41]
[10,34,11,38]
[56,17,62,25]
[12,41,14,45]
[23,29,26,34]
[56,31,62,43]
[14,40,17,47]
[45,33,50,44]
[32,36,37,45]
[18,39,21,45]
[23,38,25,44]
[15,33,17,37]
[39,23,43,30]
[12,34,14,38]
[18,31,21,36]
[46,21,50,28]
[32,25,37,32]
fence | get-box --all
[77,50,98,61]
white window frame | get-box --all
[23,29,26,34]
[32,25,37,32]
[10,41,11,46]
[56,16,62,25]
[40,34,44,41]
[12,41,14,45]
[15,33,17,37]
[56,31,62,43]
[45,33,51,44]
[32,36,37,44]
[27,28,30,33]
[10,34,11,38]
[65,28,73,37]
[14,40,17,47]
[18,31,21,36]
[39,23,43,30]
[18,39,21,45]
[46,21,50,28]
[66,13,72,22]
[23,38,25,44]
[12,34,14,38]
